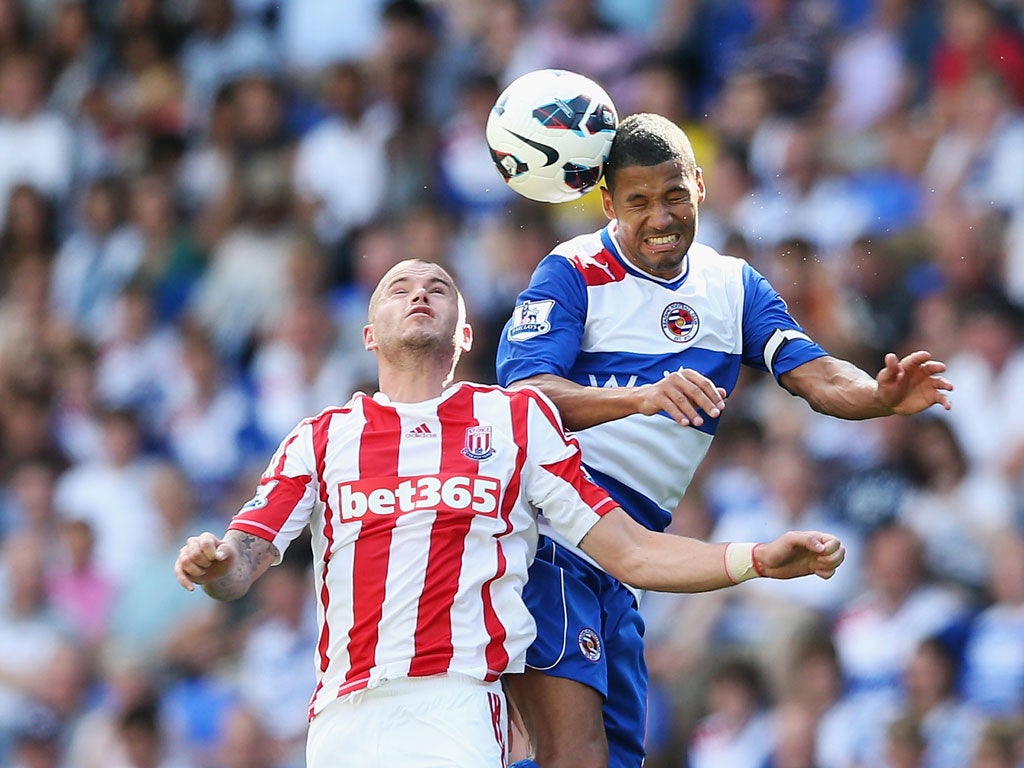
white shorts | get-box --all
[306,673,509,768]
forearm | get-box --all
[580,510,735,593]
[613,533,735,593]
[202,530,278,602]
[781,356,890,420]
[510,374,641,431]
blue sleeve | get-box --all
[496,254,587,386]
[739,263,829,381]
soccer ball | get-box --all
[486,69,618,204]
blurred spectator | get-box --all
[65,646,160,768]
[532,0,640,97]
[765,697,819,768]
[213,706,283,768]
[51,336,104,464]
[899,636,984,768]
[377,56,439,216]
[736,119,876,254]
[687,656,774,768]
[53,407,162,588]
[250,297,354,446]
[0,382,68,485]
[0,48,74,228]
[0,531,72,763]
[922,70,1024,218]
[292,62,393,256]
[94,278,183,429]
[44,2,100,117]
[177,81,235,223]
[764,237,870,363]
[714,0,833,119]
[897,415,1015,590]
[49,177,143,342]
[941,294,1024,473]
[111,695,193,768]
[178,0,279,128]
[0,183,58,262]
[189,133,299,360]
[435,71,515,219]
[107,463,223,660]
[128,172,206,322]
[278,0,382,76]
[161,326,257,511]
[841,236,915,360]
[46,517,115,647]
[960,532,1024,718]
[160,605,239,768]
[825,0,909,137]
[0,253,62,392]
[931,0,1024,117]
[830,524,972,766]
[0,457,62,540]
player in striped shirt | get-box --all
[174,259,845,768]
[496,114,954,768]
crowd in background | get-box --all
[0,0,1023,766]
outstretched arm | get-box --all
[578,508,845,593]
[779,351,952,420]
[174,529,280,601]
[512,372,727,432]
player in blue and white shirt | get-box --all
[496,113,953,768]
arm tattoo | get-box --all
[202,531,280,602]
[235,531,278,573]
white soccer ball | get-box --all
[486,69,618,204]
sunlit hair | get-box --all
[604,113,697,192]
[367,259,465,324]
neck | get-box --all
[376,357,453,403]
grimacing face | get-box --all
[601,159,705,280]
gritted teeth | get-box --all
[646,234,679,246]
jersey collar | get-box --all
[602,222,691,289]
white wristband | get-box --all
[725,542,760,584]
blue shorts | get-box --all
[524,536,648,768]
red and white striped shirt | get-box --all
[228,382,616,719]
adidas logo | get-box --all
[404,423,437,439]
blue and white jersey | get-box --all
[496,222,827,534]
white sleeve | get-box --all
[519,389,618,545]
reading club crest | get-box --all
[462,425,495,461]
[578,628,602,662]
[661,302,699,343]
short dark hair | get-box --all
[604,113,698,192]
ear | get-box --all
[457,323,473,353]
[695,167,706,204]
[363,324,377,352]
[600,185,615,221]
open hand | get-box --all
[876,351,953,415]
